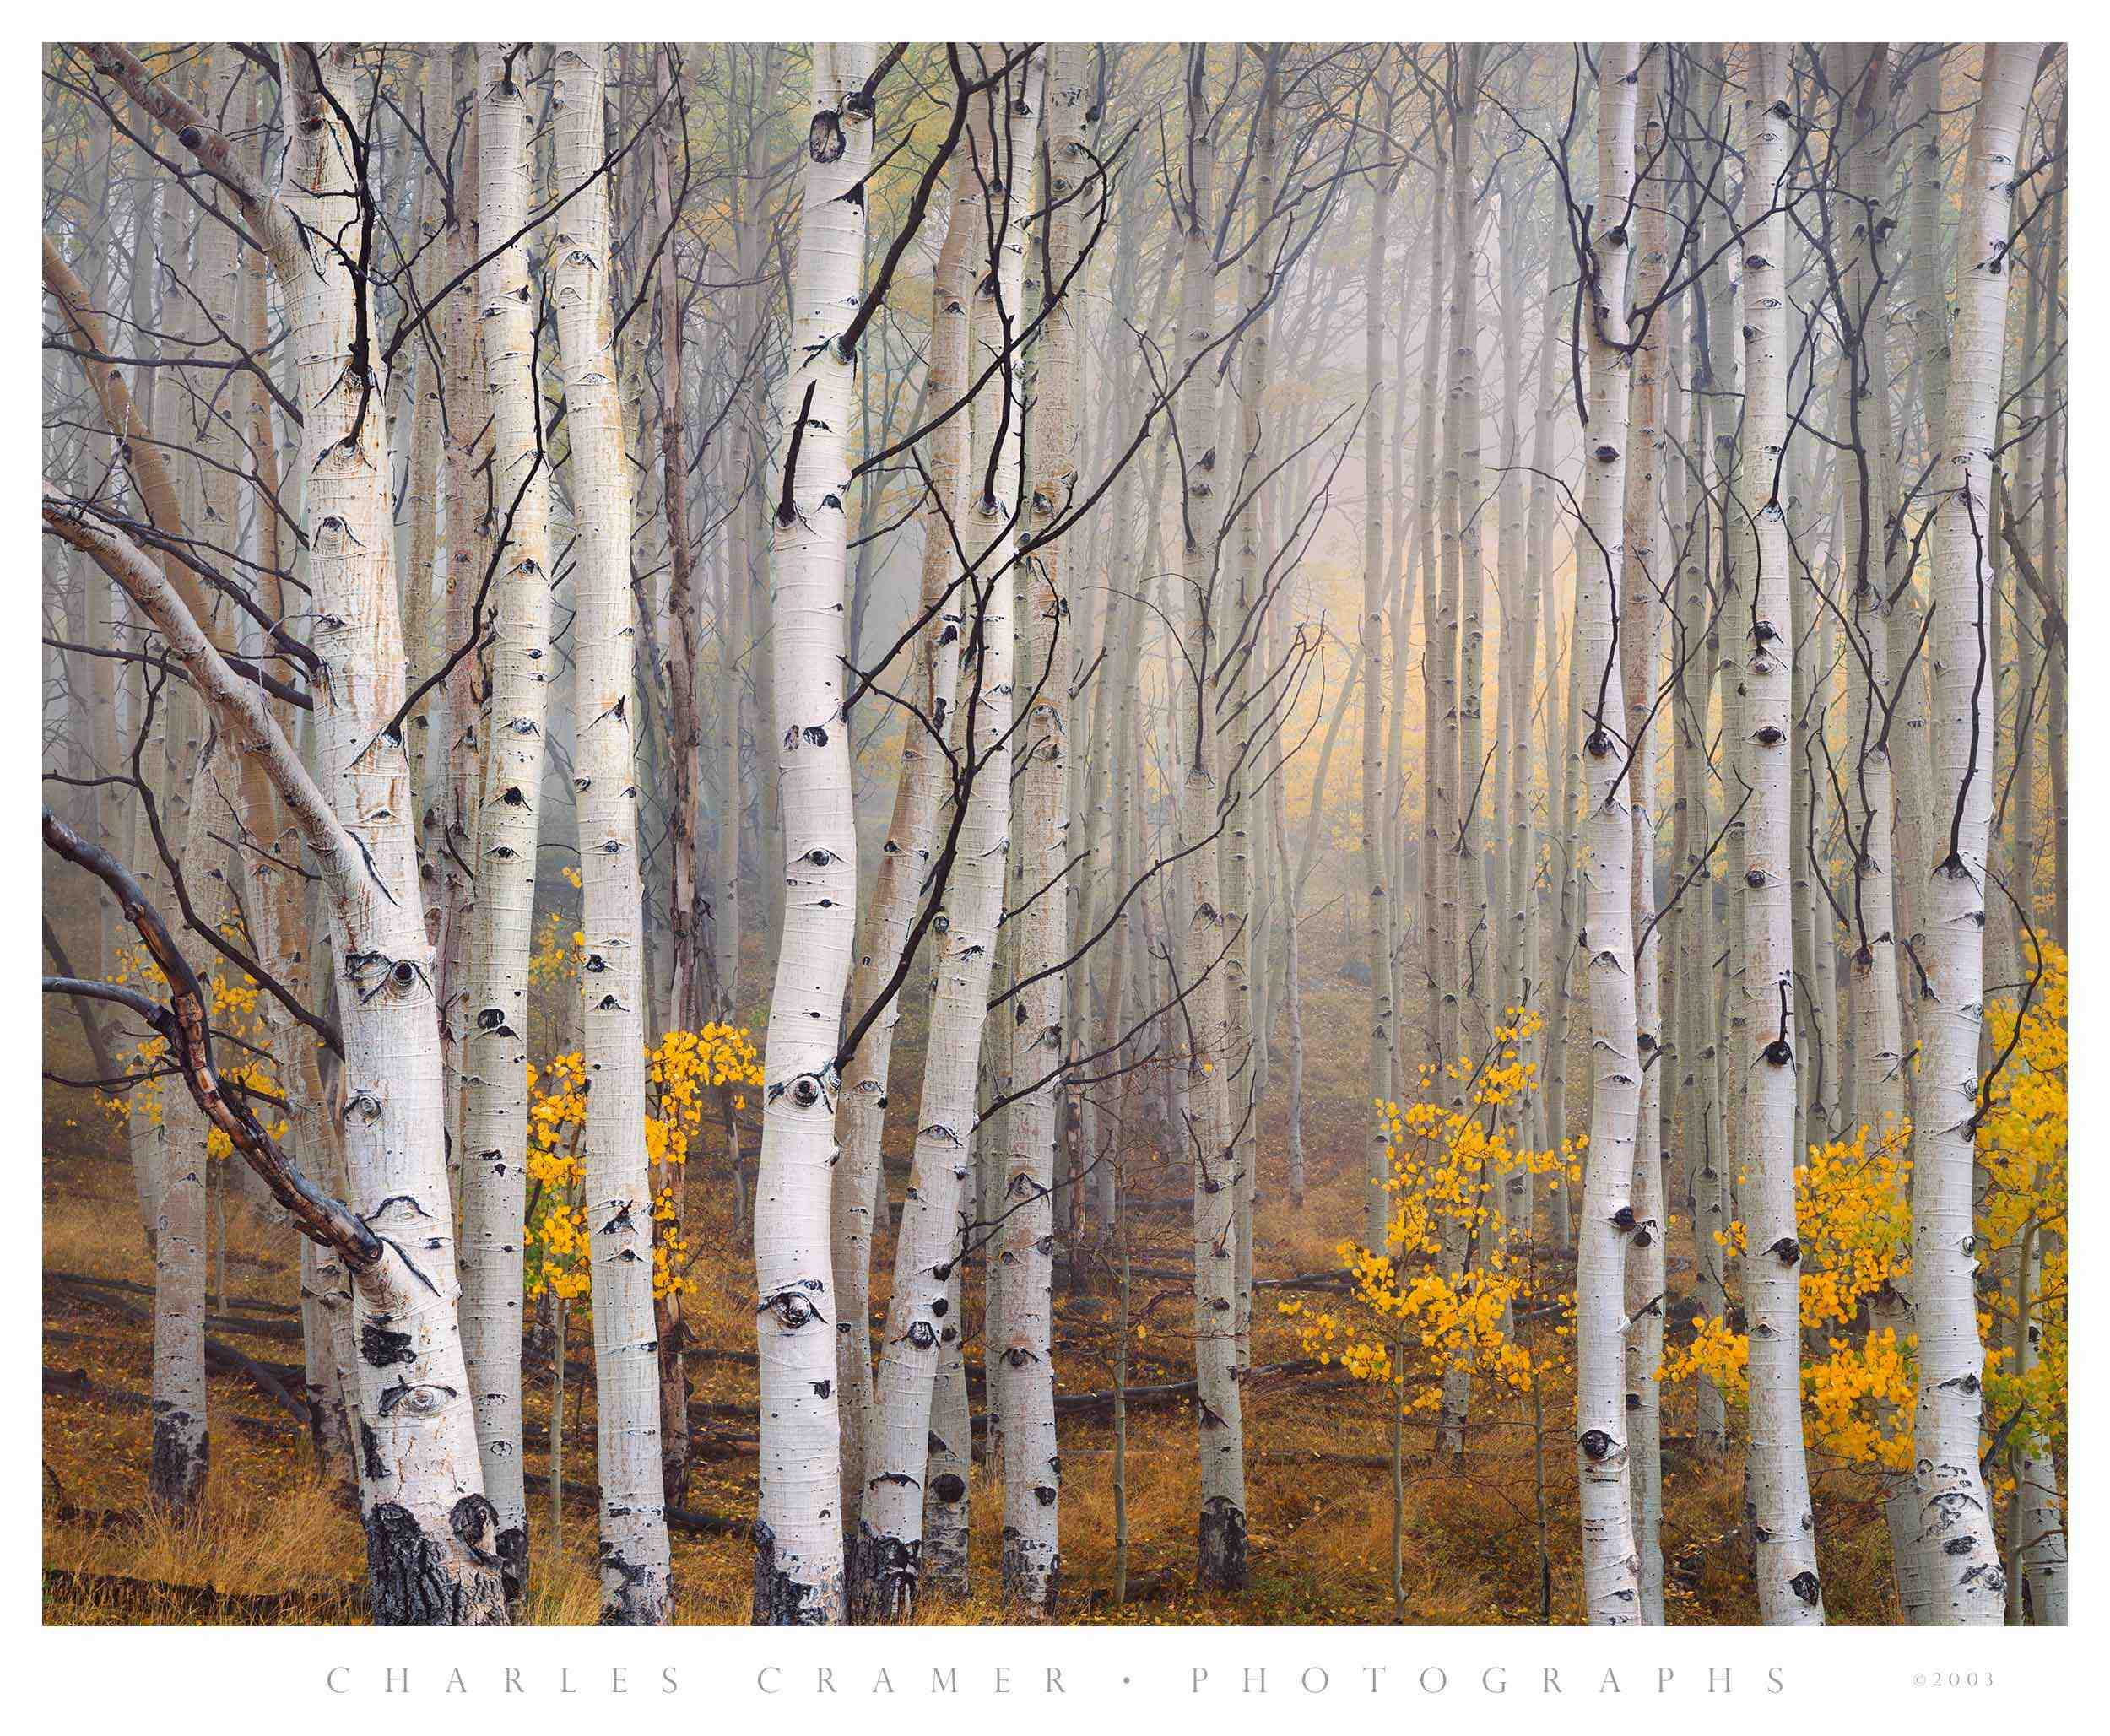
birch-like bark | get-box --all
[72,39,509,1625]
[1226,48,1282,1370]
[1357,153,1397,1253]
[1892,48,1949,1074]
[751,41,875,1627]
[1619,45,1669,1622]
[643,43,700,1506]
[1734,42,1824,1625]
[1913,39,2044,1629]
[434,51,486,1173]
[1836,45,1907,1142]
[457,46,557,1606]
[1416,143,1450,1090]
[855,45,1040,1620]
[1671,154,1729,1458]
[1574,41,1643,1626]
[1177,44,1247,1592]
[834,155,973,1542]
[549,42,673,1625]
[1003,39,1079,1617]
[1436,48,1486,1455]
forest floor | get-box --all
[41,889,1907,1625]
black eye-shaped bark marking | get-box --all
[378,1376,458,1418]
[1578,1428,1614,1462]
[761,1289,819,1331]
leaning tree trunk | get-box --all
[73,41,509,1627]
[855,43,1042,1620]
[750,41,876,1628]
[551,41,674,1625]
[1736,41,1825,1627]
[832,151,974,1549]
[457,44,559,1608]
[1912,38,2044,1630]
[1573,40,1643,1628]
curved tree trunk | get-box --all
[833,151,974,1549]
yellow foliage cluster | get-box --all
[1281,1010,1566,1414]
[96,940,286,1154]
[1664,941,2067,1477]
[522,1025,763,1309]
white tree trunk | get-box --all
[833,155,973,1544]
[856,44,1041,1620]
[1177,45,1247,1593]
[550,42,673,1625]
[1574,41,1643,1627]
[1913,38,2044,1629]
[457,45,558,1605]
[1619,45,1669,1622]
[1736,41,1825,1626]
[1003,38,1079,1617]
[751,41,875,1627]
[1357,157,1397,1254]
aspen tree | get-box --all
[1734,42,1824,1625]
[751,40,877,1628]
[648,43,698,1505]
[1415,139,1450,1085]
[1574,40,1643,1626]
[76,41,508,1625]
[1357,112,1397,1255]
[1496,178,1542,1225]
[549,42,673,1625]
[1913,39,2044,1629]
[1521,279,1565,1168]
[656,46,708,1044]
[434,49,487,1154]
[1003,39,1084,1616]
[1177,42,1247,1591]
[1891,48,1947,1073]
[1226,45,1284,1368]
[43,230,209,1512]
[855,46,1041,1620]
[457,45,558,1603]
[834,153,974,1542]
[1669,155,1729,1460]
[1833,46,1908,1141]
[1436,41,1487,1457]
[1619,44,1669,1622]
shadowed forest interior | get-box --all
[39,38,2067,1628]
